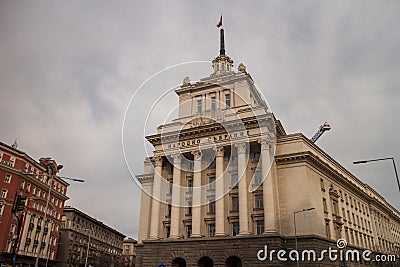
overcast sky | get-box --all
[1,1,399,238]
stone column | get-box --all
[261,138,277,233]
[215,146,226,236]
[149,156,163,239]
[170,153,182,238]
[237,143,250,235]
[191,150,202,237]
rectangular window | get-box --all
[325,221,331,239]
[255,195,263,209]
[188,162,194,171]
[232,197,239,211]
[4,174,11,183]
[209,224,215,237]
[168,182,173,195]
[20,181,25,190]
[332,200,339,215]
[0,204,4,216]
[209,177,215,190]
[166,226,170,238]
[167,204,172,217]
[342,208,346,221]
[186,225,192,238]
[253,171,262,186]
[256,220,264,235]
[323,198,328,213]
[208,201,215,214]
[320,179,325,191]
[231,154,238,164]
[197,99,202,113]
[188,179,193,192]
[348,210,351,223]
[232,222,239,236]
[211,97,216,111]
[1,188,8,198]
[231,173,238,187]
[225,94,231,108]
[187,201,192,215]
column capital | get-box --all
[214,146,224,157]
[191,150,202,160]
[152,156,163,167]
[171,153,182,163]
[235,143,248,154]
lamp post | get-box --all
[353,157,400,193]
[84,229,91,267]
[31,170,84,267]
[294,207,315,267]
[75,226,92,267]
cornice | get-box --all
[136,174,154,184]
[146,113,275,146]
[275,150,400,222]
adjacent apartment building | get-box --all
[122,237,137,267]
[0,141,69,266]
[56,206,125,267]
[135,27,400,266]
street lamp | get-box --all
[294,207,315,267]
[75,226,93,267]
[353,157,400,193]
[30,171,84,267]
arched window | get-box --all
[198,256,213,267]
[172,257,186,267]
[225,256,242,267]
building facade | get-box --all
[0,141,69,266]
[122,238,137,267]
[135,28,400,266]
[56,206,125,267]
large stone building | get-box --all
[56,206,125,267]
[0,141,69,266]
[135,27,400,266]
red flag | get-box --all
[216,15,222,28]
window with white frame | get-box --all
[4,174,11,183]
[1,188,8,198]
[20,180,25,189]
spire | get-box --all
[220,28,225,55]
[212,16,233,75]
